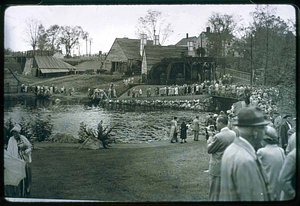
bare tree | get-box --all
[59,25,84,58]
[24,18,40,51]
[135,9,174,44]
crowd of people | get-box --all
[206,106,295,201]
[20,84,76,97]
[123,77,135,87]
[168,102,295,202]
[88,84,117,100]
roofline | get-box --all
[116,38,130,61]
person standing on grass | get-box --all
[192,116,200,141]
[220,106,270,201]
[170,117,178,143]
[5,124,32,197]
[180,121,188,143]
[256,126,285,200]
[207,115,236,201]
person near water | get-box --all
[5,124,32,197]
[170,117,178,143]
[180,121,188,143]
[206,115,236,201]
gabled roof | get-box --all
[144,45,188,69]
[175,36,197,46]
[34,56,75,70]
[115,38,153,60]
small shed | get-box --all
[33,56,76,77]
[4,68,21,93]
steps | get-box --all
[23,58,33,76]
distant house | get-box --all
[105,37,154,74]
[141,45,188,84]
[4,68,21,93]
[32,56,76,77]
[175,28,235,58]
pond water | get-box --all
[4,98,209,143]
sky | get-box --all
[4,4,296,54]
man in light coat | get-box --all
[192,116,200,141]
[257,126,285,200]
[220,106,270,201]
[207,115,236,201]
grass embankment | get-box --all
[17,74,131,100]
[30,138,210,201]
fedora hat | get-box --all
[232,106,270,127]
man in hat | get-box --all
[220,106,270,201]
[279,114,292,151]
[257,126,285,200]
[207,115,236,201]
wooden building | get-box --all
[141,45,188,84]
[4,68,21,93]
[33,56,76,77]
[105,37,153,75]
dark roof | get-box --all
[175,36,197,46]
[34,56,75,70]
[144,45,188,69]
[115,38,153,60]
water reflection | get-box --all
[4,99,209,143]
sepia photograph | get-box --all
[3,2,297,203]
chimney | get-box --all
[206,27,210,33]
[140,34,147,56]
[153,35,159,45]
[186,33,189,39]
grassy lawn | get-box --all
[29,138,210,202]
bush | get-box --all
[32,113,53,142]
[78,122,94,143]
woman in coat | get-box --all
[5,124,32,197]
[180,121,188,143]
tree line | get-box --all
[24,19,90,58]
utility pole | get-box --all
[89,38,93,56]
